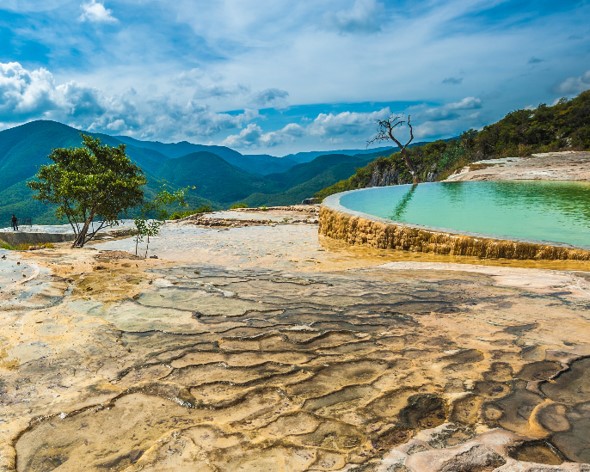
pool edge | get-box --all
[319,191,590,261]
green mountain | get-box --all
[0,121,82,184]
[0,120,383,225]
[317,91,590,199]
[156,151,274,203]
[115,136,298,175]
[243,153,379,206]
[281,146,395,164]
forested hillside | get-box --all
[317,90,590,199]
[0,121,387,224]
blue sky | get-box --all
[0,0,589,155]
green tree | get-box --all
[134,186,190,258]
[28,134,146,247]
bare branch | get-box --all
[405,115,414,148]
[367,113,419,184]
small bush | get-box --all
[230,202,248,209]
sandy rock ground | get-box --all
[446,151,590,182]
[0,204,589,470]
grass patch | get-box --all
[0,241,54,251]
[0,240,14,250]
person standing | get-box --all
[11,214,18,231]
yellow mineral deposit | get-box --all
[318,206,590,261]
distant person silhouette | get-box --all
[11,214,18,231]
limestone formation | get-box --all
[318,206,590,261]
[1,207,589,471]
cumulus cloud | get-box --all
[223,122,304,148]
[222,123,263,148]
[414,121,460,140]
[55,82,106,117]
[309,108,391,137]
[414,96,481,122]
[193,84,250,100]
[251,88,289,108]
[0,60,490,152]
[421,109,459,122]
[175,70,251,101]
[556,71,590,96]
[327,0,385,33]
[408,97,484,139]
[261,123,304,146]
[447,97,482,110]
[0,61,259,142]
[79,0,117,23]
[0,62,57,120]
[218,108,395,150]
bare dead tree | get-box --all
[368,114,419,184]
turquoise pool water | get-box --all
[337,181,590,249]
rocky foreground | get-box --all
[0,206,589,471]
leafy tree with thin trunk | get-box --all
[134,187,190,258]
[28,134,146,247]
[368,114,418,183]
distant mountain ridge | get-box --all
[0,120,393,224]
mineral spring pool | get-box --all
[336,181,590,249]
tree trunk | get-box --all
[400,149,420,184]
[72,212,95,248]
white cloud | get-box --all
[3,0,588,144]
[222,122,304,148]
[251,88,289,108]
[2,0,589,153]
[0,62,57,119]
[260,123,304,146]
[414,121,457,139]
[556,71,590,96]
[447,97,482,110]
[223,107,396,150]
[309,108,391,137]
[327,0,385,33]
[0,61,258,142]
[55,82,106,117]
[407,97,484,139]
[175,69,251,102]
[79,0,117,23]
[222,123,263,148]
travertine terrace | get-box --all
[0,204,589,471]
[319,152,590,262]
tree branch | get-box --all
[367,113,419,184]
[405,115,414,148]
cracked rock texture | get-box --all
[0,208,589,471]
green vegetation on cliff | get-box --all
[316,90,590,199]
